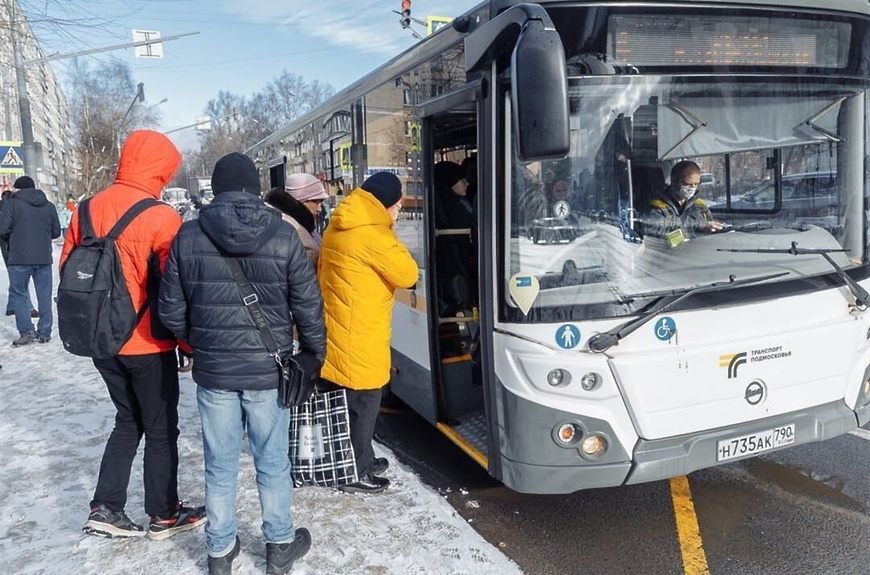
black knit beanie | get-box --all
[13,176,35,189]
[211,152,261,196]
[434,161,464,189]
[361,172,402,208]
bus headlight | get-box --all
[580,372,600,391]
[581,434,608,458]
[547,369,571,387]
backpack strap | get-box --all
[106,198,162,239]
[77,198,96,240]
[77,197,161,241]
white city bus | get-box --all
[247,0,870,494]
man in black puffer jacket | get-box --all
[158,152,324,575]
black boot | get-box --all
[208,537,240,575]
[338,473,390,494]
[266,527,311,575]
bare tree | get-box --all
[191,73,335,191]
[67,58,161,197]
[248,70,334,138]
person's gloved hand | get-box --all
[177,349,194,373]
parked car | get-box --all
[722,172,838,217]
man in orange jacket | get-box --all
[60,130,205,540]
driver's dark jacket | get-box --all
[158,191,326,391]
[645,189,714,239]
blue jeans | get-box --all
[8,265,52,338]
[197,386,295,556]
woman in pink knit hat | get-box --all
[286,173,329,242]
[264,174,329,268]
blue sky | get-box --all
[29,0,475,151]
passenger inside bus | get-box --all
[433,161,476,319]
[434,161,474,229]
[644,160,725,246]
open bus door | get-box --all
[390,80,493,467]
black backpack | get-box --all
[57,198,159,359]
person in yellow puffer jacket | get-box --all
[318,172,418,494]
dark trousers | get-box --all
[91,351,180,518]
[321,380,382,477]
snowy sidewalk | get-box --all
[0,247,523,575]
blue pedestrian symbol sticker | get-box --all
[655,316,676,341]
[556,324,581,349]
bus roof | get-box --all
[493,0,869,16]
[245,0,869,158]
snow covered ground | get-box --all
[0,244,523,575]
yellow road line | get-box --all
[669,476,711,575]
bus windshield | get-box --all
[505,76,868,321]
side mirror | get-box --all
[511,20,570,161]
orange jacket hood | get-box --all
[115,130,182,199]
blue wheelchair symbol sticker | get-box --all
[654,316,677,341]
[555,324,581,349]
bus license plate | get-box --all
[716,424,796,462]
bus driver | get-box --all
[645,160,724,246]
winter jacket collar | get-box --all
[328,188,393,231]
[11,188,49,207]
[198,191,283,256]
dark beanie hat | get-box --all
[434,161,464,189]
[361,172,402,208]
[211,152,261,196]
[13,176,35,189]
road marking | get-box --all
[849,428,870,440]
[669,476,711,575]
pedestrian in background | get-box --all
[159,152,326,575]
[0,175,60,346]
[0,188,34,317]
[57,201,72,240]
[60,130,205,540]
[317,172,418,494]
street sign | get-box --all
[132,30,163,59]
[0,141,24,174]
[427,16,453,36]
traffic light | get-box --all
[400,0,411,29]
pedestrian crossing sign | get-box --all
[427,16,453,36]
[0,141,24,173]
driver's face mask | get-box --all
[678,185,697,200]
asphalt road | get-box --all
[376,409,870,575]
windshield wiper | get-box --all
[587,272,789,353]
[718,241,869,308]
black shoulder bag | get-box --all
[221,255,321,408]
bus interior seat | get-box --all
[632,165,666,211]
